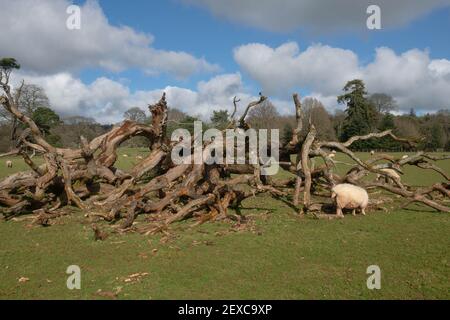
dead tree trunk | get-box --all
[1,71,448,233]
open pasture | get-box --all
[0,150,449,299]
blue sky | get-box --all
[1,0,450,123]
[83,0,450,92]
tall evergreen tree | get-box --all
[338,79,378,149]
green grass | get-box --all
[0,150,449,299]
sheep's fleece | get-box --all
[331,184,369,213]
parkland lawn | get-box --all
[0,150,449,299]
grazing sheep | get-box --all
[401,155,409,160]
[376,168,401,185]
[6,160,12,168]
[122,154,129,158]
[331,184,369,218]
[370,150,375,156]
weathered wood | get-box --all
[301,124,317,211]
[1,76,449,238]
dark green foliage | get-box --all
[210,110,230,130]
[29,107,61,147]
[423,124,444,151]
[374,113,402,151]
[418,112,448,151]
[332,110,346,141]
[378,113,395,131]
[445,140,450,152]
[0,57,20,71]
[31,107,61,134]
[282,123,294,146]
[338,79,379,150]
[46,133,62,148]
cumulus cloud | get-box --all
[185,0,450,32]
[364,48,450,111]
[128,73,258,121]
[234,42,361,96]
[234,42,450,112]
[13,41,449,124]
[0,0,219,77]
[12,72,258,124]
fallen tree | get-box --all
[1,63,449,237]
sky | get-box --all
[1,0,450,123]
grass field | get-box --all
[0,149,449,299]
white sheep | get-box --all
[370,150,375,156]
[401,155,409,160]
[331,184,369,218]
[376,168,401,185]
[6,160,13,168]
[136,155,144,160]
[122,154,129,158]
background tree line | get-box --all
[0,78,448,153]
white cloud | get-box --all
[185,0,450,32]
[126,73,258,121]
[0,0,219,77]
[14,40,450,125]
[234,42,361,96]
[10,41,450,123]
[234,42,450,112]
[428,59,450,78]
[12,72,259,124]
